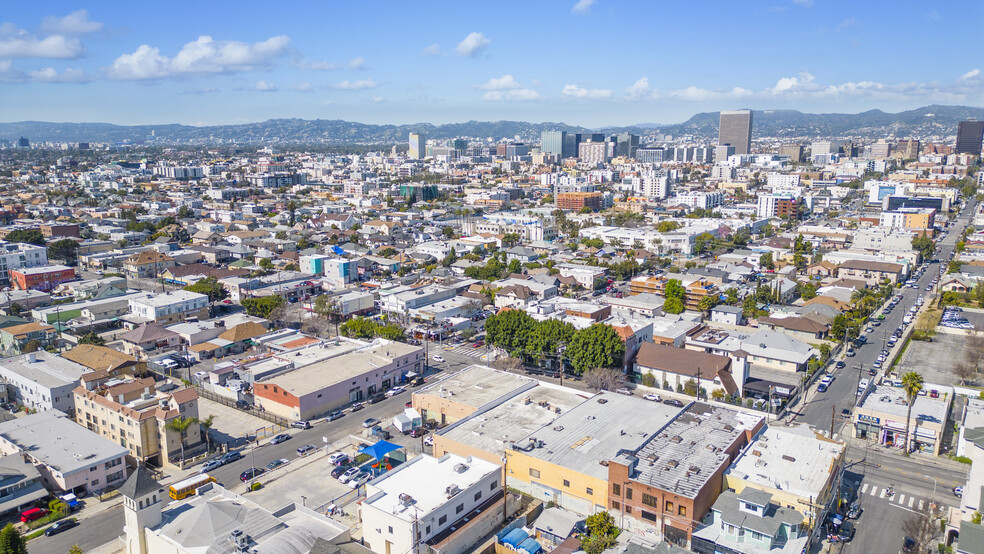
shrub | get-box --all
[640,373,656,388]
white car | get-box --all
[338,467,361,483]
[423,436,434,447]
[328,452,348,465]
[643,394,662,402]
[385,386,406,397]
[348,472,371,488]
[432,355,445,363]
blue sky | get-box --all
[1,0,982,127]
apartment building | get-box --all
[629,275,720,310]
[74,376,201,467]
[9,265,76,292]
[0,351,89,413]
[128,290,209,325]
[556,192,602,212]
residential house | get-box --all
[635,342,743,398]
[118,323,183,359]
[0,351,88,413]
[123,251,175,280]
[187,322,268,361]
[0,322,57,352]
[127,290,209,325]
[757,315,830,341]
[835,260,903,287]
[691,489,807,554]
[741,331,819,373]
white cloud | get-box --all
[960,69,980,82]
[300,60,338,70]
[771,71,817,94]
[40,10,103,34]
[572,0,596,14]
[421,44,444,56]
[792,0,813,6]
[28,66,91,83]
[482,89,539,101]
[0,32,85,59]
[107,35,290,80]
[330,78,378,90]
[475,74,522,90]
[255,80,277,91]
[291,81,313,92]
[624,77,654,100]
[562,84,611,98]
[836,17,857,30]
[455,32,489,58]
[372,95,384,102]
[348,56,365,69]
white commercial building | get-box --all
[128,290,209,324]
[361,453,501,554]
[0,351,88,413]
[676,191,724,210]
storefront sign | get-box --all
[858,414,880,425]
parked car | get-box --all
[326,410,344,421]
[423,436,434,447]
[614,388,633,396]
[235,400,252,410]
[20,507,48,523]
[270,433,291,445]
[663,399,686,408]
[350,402,365,412]
[368,394,385,404]
[200,459,224,473]
[363,418,380,428]
[643,394,662,402]
[220,451,243,464]
[472,340,485,348]
[330,465,350,478]
[385,386,406,397]
[432,355,445,363]
[954,486,964,498]
[328,452,349,465]
[347,472,372,488]
[44,518,78,536]
[265,458,289,471]
[846,501,862,519]
[296,444,316,457]
[291,420,312,429]
[338,467,361,483]
[410,428,427,438]
[240,468,265,482]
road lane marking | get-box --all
[880,488,887,498]
[870,486,878,497]
[860,483,868,494]
[908,497,915,508]
[898,494,906,505]
[918,500,924,510]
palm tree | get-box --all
[165,416,199,466]
[901,371,925,454]
[198,415,216,454]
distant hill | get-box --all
[2,104,983,145]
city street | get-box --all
[29,505,122,554]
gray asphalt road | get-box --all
[29,505,122,554]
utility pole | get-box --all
[830,405,835,439]
[695,365,702,401]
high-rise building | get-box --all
[16,137,29,148]
[452,138,469,152]
[779,145,804,163]
[718,110,753,155]
[895,140,920,160]
[541,131,567,157]
[408,133,426,159]
[611,133,640,158]
[955,121,984,155]
[574,133,605,158]
[578,141,608,165]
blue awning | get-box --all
[518,538,542,554]
[332,245,346,255]
[357,440,402,461]
[501,528,528,547]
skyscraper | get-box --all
[541,131,567,157]
[718,110,753,155]
[408,133,426,159]
[955,121,984,156]
[612,133,640,158]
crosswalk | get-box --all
[858,482,926,511]
[439,344,486,358]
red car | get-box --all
[472,340,484,348]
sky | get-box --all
[1,0,982,128]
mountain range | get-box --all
[2,104,982,145]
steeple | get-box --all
[121,466,163,554]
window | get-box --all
[586,488,593,496]
[611,501,620,510]
[612,484,621,496]
[563,479,570,488]
[626,488,632,500]
[678,506,686,517]
[625,506,632,514]
[456,504,464,514]
[490,481,497,490]
[438,515,447,525]
[665,501,673,512]
[529,468,540,478]
[474,491,482,501]
[425,525,431,534]
[388,526,393,534]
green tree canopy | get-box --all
[566,323,626,375]
[4,229,45,246]
[663,297,685,314]
[241,296,285,318]
[184,277,229,303]
[485,310,536,354]
[47,238,79,266]
[78,331,105,346]
[911,234,935,260]
[0,523,26,554]
[759,252,774,270]
[657,220,681,233]
[525,319,576,360]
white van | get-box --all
[857,379,870,396]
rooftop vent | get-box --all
[665,460,679,469]
[453,463,469,474]
[781,455,796,463]
[597,398,608,404]
[670,436,683,443]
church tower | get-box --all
[120,466,163,554]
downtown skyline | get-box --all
[1,0,983,127]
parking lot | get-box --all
[896,333,974,387]
[242,443,366,512]
[198,397,283,448]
